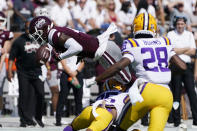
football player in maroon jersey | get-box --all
[0,12,14,125]
[29,16,117,62]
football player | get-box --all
[63,90,130,131]
[0,11,14,119]
[86,13,187,131]
[29,16,117,62]
[29,16,135,90]
[0,11,14,71]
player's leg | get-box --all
[48,70,59,115]
[148,107,171,131]
[119,83,151,130]
[119,104,149,130]
[50,85,59,114]
[145,83,173,131]
[66,107,114,131]
[64,106,94,130]
[88,107,114,131]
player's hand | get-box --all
[85,77,97,88]
[7,71,13,82]
[52,49,62,62]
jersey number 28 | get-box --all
[141,47,169,72]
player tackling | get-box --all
[85,13,187,131]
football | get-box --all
[36,44,51,64]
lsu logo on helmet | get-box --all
[133,12,157,37]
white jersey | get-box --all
[104,93,129,121]
[122,37,176,85]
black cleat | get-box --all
[55,122,62,126]
[20,123,26,127]
[35,119,44,127]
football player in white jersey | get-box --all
[63,90,130,131]
[86,13,187,131]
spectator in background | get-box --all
[13,0,34,31]
[130,0,139,17]
[7,21,45,127]
[90,0,107,29]
[167,1,192,31]
[117,1,133,35]
[71,0,92,32]
[0,0,13,16]
[105,0,126,34]
[45,58,59,117]
[188,3,197,40]
[55,56,84,126]
[0,11,14,118]
[136,0,156,17]
[167,16,197,128]
[66,0,77,10]
[50,0,74,28]
[34,0,52,18]
[155,0,166,35]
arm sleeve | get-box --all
[7,32,14,40]
[59,38,83,59]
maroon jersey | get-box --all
[0,30,14,48]
[48,26,99,58]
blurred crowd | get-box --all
[0,0,196,37]
[0,0,197,128]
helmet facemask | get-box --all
[30,23,53,45]
[0,17,6,30]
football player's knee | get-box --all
[79,106,93,120]
[87,108,113,131]
[51,86,59,94]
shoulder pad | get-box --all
[127,38,140,47]
[162,37,171,46]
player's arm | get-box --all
[95,58,131,83]
[0,40,12,72]
[170,55,187,70]
[57,33,83,60]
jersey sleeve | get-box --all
[164,37,176,58]
[5,31,14,40]
[121,40,135,63]
[48,29,61,46]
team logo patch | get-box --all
[35,18,46,28]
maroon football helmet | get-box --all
[29,16,53,45]
[0,12,6,29]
